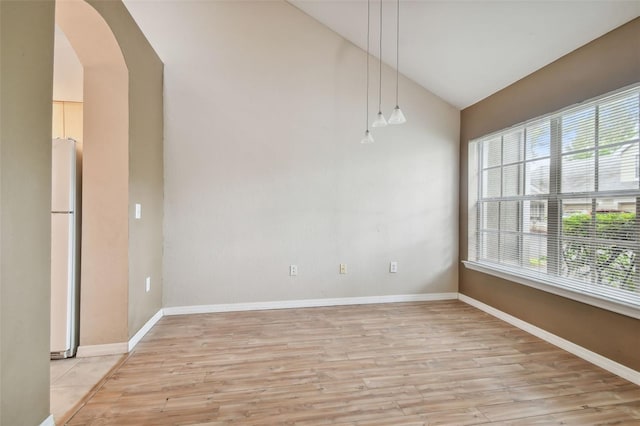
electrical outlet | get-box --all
[340,263,347,274]
[145,276,151,292]
[135,203,142,219]
[289,265,298,276]
[390,261,398,273]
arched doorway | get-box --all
[55,0,130,353]
[0,0,162,422]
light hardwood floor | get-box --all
[67,301,640,425]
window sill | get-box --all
[462,261,640,320]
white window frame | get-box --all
[464,83,640,320]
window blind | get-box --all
[469,85,640,311]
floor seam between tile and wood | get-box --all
[50,354,126,424]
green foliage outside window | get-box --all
[562,212,637,292]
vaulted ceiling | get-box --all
[289,1,639,109]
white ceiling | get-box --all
[289,1,639,109]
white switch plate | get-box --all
[145,276,151,292]
[339,263,347,274]
[289,265,298,276]
[135,203,142,219]
[390,261,398,273]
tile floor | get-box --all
[50,354,124,424]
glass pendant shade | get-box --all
[388,105,407,124]
[361,129,375,144]
[372,111,388,127]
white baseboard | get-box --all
[76,342,128,358]
[458,293,640,386]
[163,293,459,316]
[128,309,163,352]
[39,415,55,426]
[74,294,639,386]
[75,310,163,357]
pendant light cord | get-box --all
[366,0,370,130]
[395,0,399,106]
[378,0,383,113]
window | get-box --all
[467,85,640,316]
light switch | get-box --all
[135,203,142,219]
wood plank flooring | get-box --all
[67,301,640,425]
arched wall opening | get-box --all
[0,1,162,422]
[56,0,130,348]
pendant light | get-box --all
[371,0,387,128]
[361,0,375,143]
[388,0,406,125]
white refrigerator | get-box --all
[51,138,80,359]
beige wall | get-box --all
[460,18,640,371]
[53,25,83,102]
[87,0,164,338]
[0,1,55,424]
[124,0,460,308]
[80,67,130,344]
